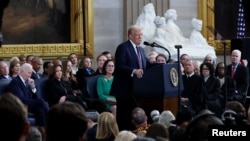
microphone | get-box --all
[143,41,172,63]
[143,41,154,47]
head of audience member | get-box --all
[158,110,175,128]
[31,56,43,73]
[96,112,119,140]
[52,58,62,66]
[0,61,9,76]
[132,107,148,128]
[50,65,63,80]
[43,61,53,77]
[96,54,108,73]
[85,110,99,129]
[19,63,33,81]
[26,55,34,64]
[150,110,160,122]
[9,59,20,77]
[200,62,214,78]
[148,51,158,63]
[0,92,30,141]
[68,53,79,66]
[183,59,194,75]
[79,56,92,69]
[18,54,26,65]
[128,25,143,46]
[26,126,42,141]
[180,54,189,66]
[156,54,167,64]
[62,60,73,75]
[203,54,216,68]
[145,122,169,140]
[101,51,112,60]
[215,62,225,78]
[222,101,248,125]
[102,59,115,75]
[184,109,224,141]
[193,60,201,75]
[171,104,193,128]
[114,130,137,141]
[9,56,20,62]
[46,102,88,141]
[231,49,241,65]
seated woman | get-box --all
[96,60,116,117]
[200,63,221,116]
[46,65,87,110]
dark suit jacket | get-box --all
[76,67,95,94]
[0,75,11,80]
[226,64,249,95]
[8,76,46,111]
[85,124,97,141]
[31,71,43,80]
[110,40,148,98]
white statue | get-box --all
[135,3,156,47]
[135,3,216,61]
[152,16,177,58]
[188,18,213,48]
[163,9,189,46]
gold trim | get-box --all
[170,68,178,87]
[198,0,231,55]
[0,0,94,60]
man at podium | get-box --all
[110,25,149,131]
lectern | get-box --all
[133,63,184,116]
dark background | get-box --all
[215,0,250,59]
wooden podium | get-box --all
[133,63,183,117]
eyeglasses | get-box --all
[202,68,209,70]
[107,65,114,68]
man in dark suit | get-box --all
[110,25,149,131]
[226,49,249,105]
[31,56,43,80]
[8,63,48,127]
[0,61,11,80]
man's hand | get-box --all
[27,78,36,89]
[133,69,144,78]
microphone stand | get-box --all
[149,43,172,63]
[175,45,182,110]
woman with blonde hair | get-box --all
[96,112,119,141]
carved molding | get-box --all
[0,0,94,60]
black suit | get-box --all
[226,64,249,104]
[110,40,148,130]
[0,75,11,80]
[182,74,204,115]
[85,124,97,141]
[76,67,95,96]
[31,71,43,80]
[8,76,48,126]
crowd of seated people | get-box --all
[1,47,250,141]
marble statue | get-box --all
[135,3,156,44]
[188,18,213,48]
[135,3,216,61]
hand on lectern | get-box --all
[133,69,144,78]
